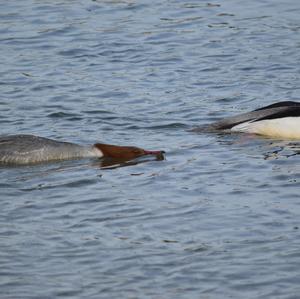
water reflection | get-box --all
[193,127,300,161]
[263,141,300,160]
[95,151,165,169]
[222,133,300,160]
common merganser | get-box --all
[192,101,300,139]
[0,134,164,165]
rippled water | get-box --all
[1,0,300,298]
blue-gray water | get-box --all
[1,0,300,298]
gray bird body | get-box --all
[0,135,100,165]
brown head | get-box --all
[94,143,165,161]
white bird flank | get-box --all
[231,117,300,139]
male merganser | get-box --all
[0,134,164,165]
[192,101,300,139]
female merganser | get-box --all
[0,134,164,165]
[193,101,300,139]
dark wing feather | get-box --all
[254,101,300,111]
[253,106,300,122]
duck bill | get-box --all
[144,150,164,155]
[143,150,165,160]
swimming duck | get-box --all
[0,134,164,165]
[193,101,300,139]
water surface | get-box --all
[1,0,300,298]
